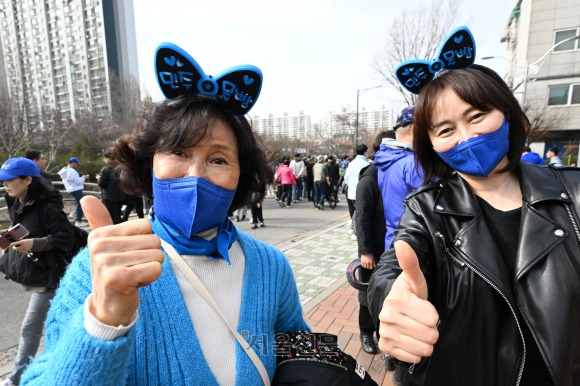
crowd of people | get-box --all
[1,26,579,386]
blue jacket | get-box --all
[521,152,546,166]
[22,231,309,385]
[374,139,423,249]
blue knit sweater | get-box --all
[21,231,309,385]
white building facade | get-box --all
[502,0,580,163]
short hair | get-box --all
[113,94,268,211]
[294,153,300,158]
[549,146,559,155]
[102,147,114,159]
[355,144,368,155]
[373,131,396,152]
[25,150,42,161]
[327,155,335,161]
[414,64,529,184]
[283,158,290,166]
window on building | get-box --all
[572,85,580,105]
[548,84,580,105]
[554,28,579,52]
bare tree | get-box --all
[524,91,571,144]
[372,0,460,105]
[0,95,30,158]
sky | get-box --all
[132,0,516,121]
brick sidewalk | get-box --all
[304,281,396,386]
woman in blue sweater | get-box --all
[22,46,309,385]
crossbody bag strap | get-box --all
[159,239,271,386]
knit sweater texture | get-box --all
[21,231,309,385]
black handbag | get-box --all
[272,331,378,386]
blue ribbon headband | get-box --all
[395,26,476,95]
[155,43,263,116]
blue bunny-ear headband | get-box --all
[155,42,263,116]
[395,26,476,95]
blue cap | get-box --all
[0,157,40,180]
[394,105,415,130]
[68,157,81,164]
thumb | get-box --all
[394,240,428,300]
[80,195,113,230]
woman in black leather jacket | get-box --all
[368,64,580,386]
[0,157,74,385]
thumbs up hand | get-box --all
[81,195,164,327]
[377,241,440,364]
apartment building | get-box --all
[252,107,393,144]
[0,0,139,126]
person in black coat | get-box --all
[0,157,75,385]
[352,131,393,354]
[96,149,127,224]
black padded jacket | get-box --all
[0,190,75,289]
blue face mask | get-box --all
[152,174,237,238]
[435,117,510,177]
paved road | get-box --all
[0,194,351,352]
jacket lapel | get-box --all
[433,165,570,293]
[515,162,570,280]
[434,176,513,294]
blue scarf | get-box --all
[150,212,239,265]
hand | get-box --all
[12,238,33,253]
[360,253,376,270]
[377,241,439,363]
[82,195,164,327]
[83,174,90,180]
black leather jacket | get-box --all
[368,162,580,386]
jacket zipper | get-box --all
[435,231,526,386]
[563,202,580,244]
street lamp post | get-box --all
[355,85,382,148]
[522,34,580,107]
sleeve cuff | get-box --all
[84,295,138,341]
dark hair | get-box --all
[548,146,559,155]
[355,144,368,155]
[413,64,529,184]
[283,158,290,166]
[327,155,335,161]
[23,177,49,203]
[113,94,268,211]
[294,153,300,158]
[373,131,396,152]
[25,150,42,161]
[523,146,532,153]
[102,147,114,159]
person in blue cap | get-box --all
[57,157,89,227]
[0,157,75,386]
